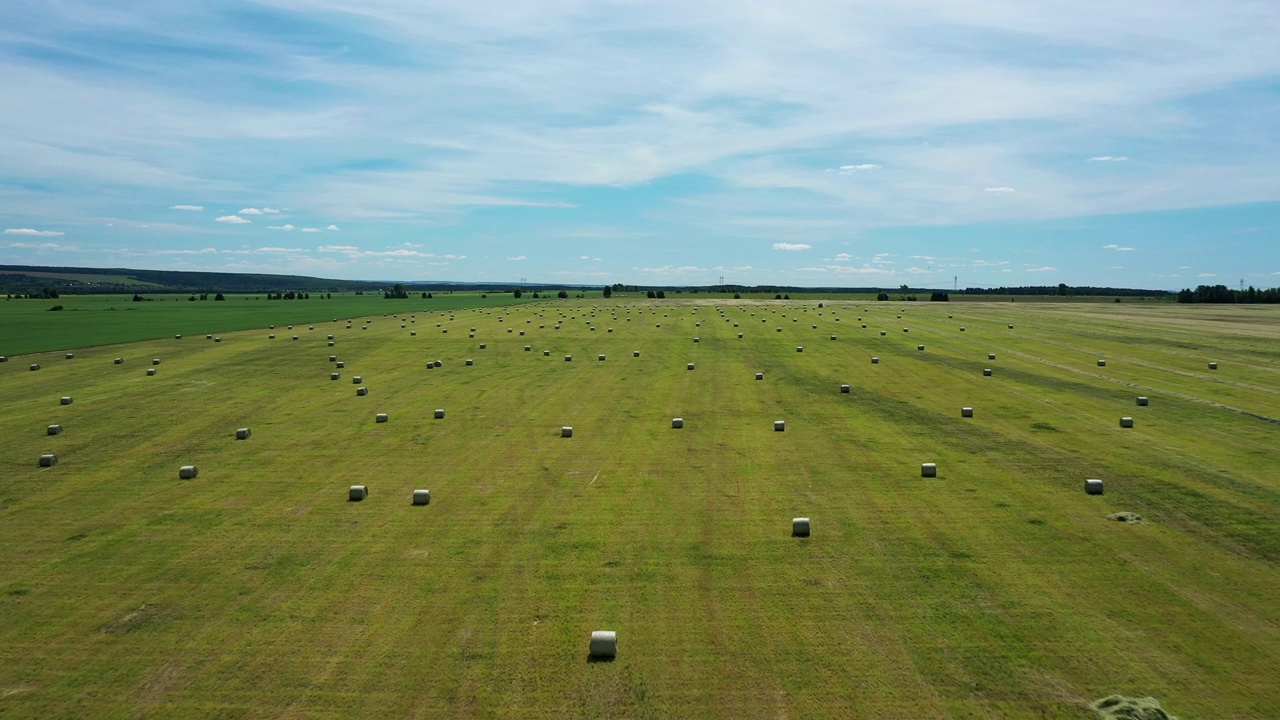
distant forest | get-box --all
[1175,284,1280,303]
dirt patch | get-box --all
[1092,695,1176,719]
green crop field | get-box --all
[1,299,1277,718]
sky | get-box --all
[2,0,1279,290]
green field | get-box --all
[1,299,1277,718]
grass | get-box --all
[0,299,1278,718]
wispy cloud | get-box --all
[507,255,527,261]
[255,247,304,254]
[263,208,281,214]
[1027,266,1057,272]
[155,247,218,255]
[267,224,295,231]
[4,228,64,237]
[1103,244,1135,251]
[773,243,812,251]
[300,227,322,233]
[829,164,880,175]
[168,204,203,212]
[984,187,1016,195]
[1198,273,1217,277]
[1089,156,1129,162]
[216,215,250,224]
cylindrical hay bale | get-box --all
[147,368,157,376]
[830,335,837,340]
[1008,324,1014,329]
[269,334,276,339]
[60,396,73,405]
[962,407,974,418]
[841,384,850,393]
[544,350,551,356]
[48,424,63,435]
[756,372,764,380]
[633,350,640,357]
[1097,359,1106,367]
[796,346,803,352]
[435,409,445,419]
[412,489,431,505]
[376,413,388,423]
[598,355,606,361]
[861,324,867,329]
[774,420,785,432]
[309,326,315,330]
[871,357,879,364]
[687,363,695,370]
[671,417,684,429]
[206,334,212,339]
[153,358,161,365]
[988,353,996,360]
[562,426,573,438]
[1085,478,1104,495]
[1120,416,1133,428]
[176,334,183,339]
[353,376,363,383]
[693,337,700,343]
[921,462,937,478]
[40,454,58,467]
[903,328,909,333]
[236,428,251,440]
[328,335,334,340]
[812,324,818,329]
[328,340,335,346]
[287,326,293,330]
[336,362,345,368]
[776,327,782,332]
[349,485,368,501]
[792,517,811,537]
[215,337,222,342]
[1137,396,1148,406]
[330,355,337,362]
[563,355,573,362]
[589,630,617,659]
[331,373,340,380]
[410,331,416,336]
[880,331,887,336]
[1209,362,1218,370]
[179,465,198,479]
[356,387,368,396]
[466,359,474,366]
[114,357,123,364]
[66,353,74,359]
[480,343,487,349]
[917,345,924,351]
[738,333,744,338]
[270,325,275,329]
[960,327,966,331]
[983,368,993,376]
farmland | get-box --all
[1,298,1278,718]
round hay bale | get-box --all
[434,360,442,368]
[756,372,763,380]
[960,327,966,332]
[328,335,334,340]
[917,345,924,351]
[774,420,785,432]
[1120,416,1133,428]
[60,396,73,405]
[880,331,886,336]
[565,355,572,362]
[329,341,335,346]
[412,489,431,505]
[1209,362,1218,370]
[152,358,161,365]
[983,368,993,376]
[921,462,937,478]
[792,517,810,537]
[66,353,74,359]
[287,326,293,330]
[693,337,700,343]
[331,373,340,380]
[269,334,276,339]
[672,417,684,428]
[235,428,251,440]
[840,384,850,393]
[1097,359,1106,367]
[39,453,58,467]
[1137,396,1148,406]
[435,409,445,419]
[114,358,123,364]
[215,338,222,343]
[961,407,974,418]
[796,346,803,352]
[830,335,837,340]
[411,331,416,336]
[480,343,487,349]
[270,325,275,329]
[633,350,640,357]
[179,465,198,480]
[1085,478,1104,495]
[776,327,782,332]
[330,355,337,362]
[687,363,695,370]
[175,334,182,339]
[349,485,368,501]
[356,387,368,396]
[871,357,879,364]
[524,345,531,351]
[544,350,551,356]
[376,413,389,423]
[1008,324,1014,329]
[738,333,744,338]
[47,424,63,436]
[466,359,474,366]
[589,630,617,659]
[988,353,996,360]
[206,334,212,339]
[147,368,157,376]
[598,354,606,361]
[561,426,573,438]
[903,328,909,333]
[337,361,345,368]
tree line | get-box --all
[1176,284,1280,303]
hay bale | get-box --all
[47,424,63,435]
[356,387,368,396]
[983,368,993,376]
[60,396,73,405]
[236,428,251,440]
[39,454,58,467]
[336,361,346,368]
[961,407,973,418]
[215,338,222,343]
[147,368,157,376]
[114,357,123,364]
[774,420,785,432]
[329,341,335,346]
[1008,324,1014,329]
[328,335,334,340]
[841,384,850,393]
[830,335,837,340]
[792,517,810,537]
[917,345,924,351]
[179,465,198,479]
[921,462,937,478]
[206,334,212,339]
[756,372,763,380]
[480,343,487,349]
[960,327,966,332]
[1137,396,1148,406]
[672,417,684,428]
[598,354,606,361]
[466,359,474,366]
[526,345,532,351]
[1120,417,1133,428]
[152,358,161,365]
[903,328,909,333]
[435,409,445,419]
[633,350,640,357]
[562,426,573,438]
[988,353,995,360]
[349,485,368,501]
[331,373,340,380]
[796,346,803,352]
[565,355,572,362]
[1085,478,1104,495]
[589,630,617,659]
[871,357,879,364]
[269,334,276,339]
[66,353,74,359]
[412,489,431,505]
[434,360,442,368]
[330,355,337,362]
[544,350,551,356]
[687,363,695,370]
[410,331,416,336]
[1209,362,1218,370]
[1097,359,1106,367]
[694,337,700,343]
[880,331,886,336]
[376,413,388,423]
[738,333,744,338]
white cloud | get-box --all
[255,246,304,253]
[1198,273,1217,277]
[580,255,589,260]
[4,241,78,251]
[1103,244,1135,251]
[267,224,295,231]
[1089,156,1129,162]
[507,255,527,261]
[773,242,811,251]
[1180,266,1192,269]
[318,245,360,253]
[796,265,893,275]
[168,205,204,211]
[155,247,218,255]
[984,187,1016,194]
[326,224,340,231]
[633,265,706,274]
[830,164,880,175]
[4,228,63,237]
[300,227,322,233]
[216,215,250,224]
[263,208,281,214]
[821,252,854,262]
[1027,266,1056,272]
[911,255,935,260]
[239,208,263,215]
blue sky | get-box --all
[2,1,1278,289]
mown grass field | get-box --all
[1,299,1277,718]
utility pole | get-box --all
[954,275,958,292]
